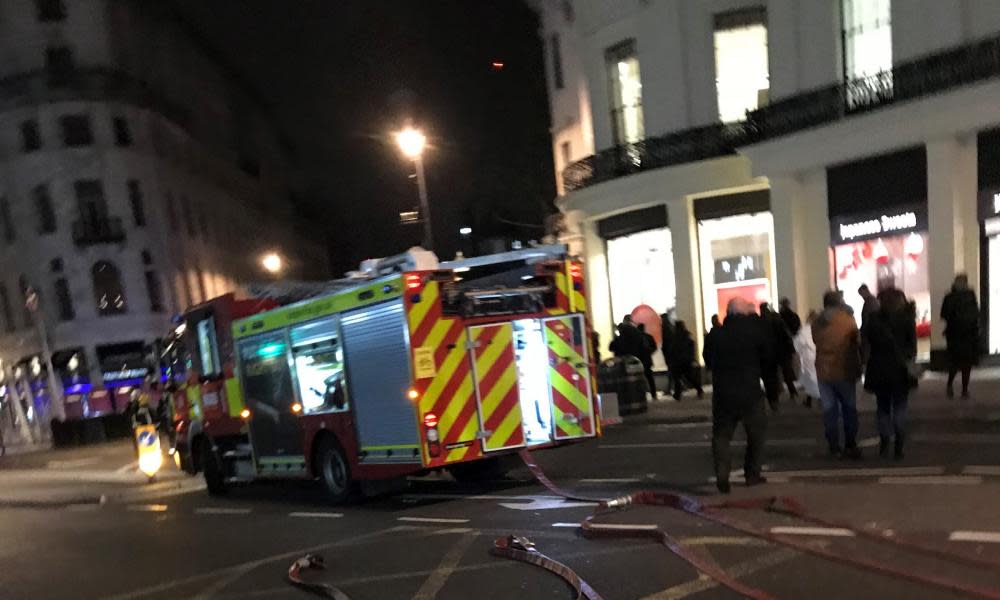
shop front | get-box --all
[598,206,676,369]
[695,190,776,323]
[979,189,1000,354]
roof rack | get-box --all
[439,244,567,270]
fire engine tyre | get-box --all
[316,438,355,504]
[448,456,508,483]
[201,440,228,495]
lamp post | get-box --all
[261,252,283,276]
[395,127,433,251]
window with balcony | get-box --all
[605,40,644,147]
[0,197,14,243]
[0,284,13,332]
[714,7,769,123]
[60,114,93,147]
[33,184,56,234]
[128,180,146,227]
[92,261,126,316]
[54,278,74,321]
[842,0,892,80]
[21,120,41,152]
[45,46,74,86]
[36,0,66,22]
[113,117,132,147]
[551,33,564,90]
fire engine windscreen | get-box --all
[513,319,553,444]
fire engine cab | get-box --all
[167,245,601,502]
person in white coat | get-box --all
[794,310,820,407]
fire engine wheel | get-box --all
[448,456,508,483]
[316,438,354,504]
[201,440,228,496]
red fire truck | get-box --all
[166,245,603,502]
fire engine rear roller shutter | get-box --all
[341,299,421,463]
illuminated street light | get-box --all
[395,126,433,250]
[459,227,472,235]
[261,252,283,274]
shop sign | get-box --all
[830,204,927,244]
[102,367,149,382]
[714,255,766,284]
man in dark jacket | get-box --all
[760,302,797,409]
[636,323,657,398]
[669,321,703,400]
[703,298,770,493]
[941,274,980,398]
[778,298,802,337]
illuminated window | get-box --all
[291,317,348,414]
[842,0,892,80]
[605,40,644,146]
[92,261,126,316]
[714,8,769,123]
[197,317,220,377]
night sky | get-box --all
[172,1,555,276]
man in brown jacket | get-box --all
[812,291,863,459]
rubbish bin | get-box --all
[598,357,648,416]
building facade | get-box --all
[537,0,1000,367]
[0,0,326,427]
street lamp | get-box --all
[395,126,433,251]
[261,252,283,275]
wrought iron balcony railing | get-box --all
[563,31,1000,192]
[72,217,125,246]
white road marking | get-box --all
[679,536,769,547]
[949,531,1000,543]
[912,433,1000,444]
[601,438,814,449]
[552,522,580,528]
[288,511,344,519]
[499,499,597,511]
[66,503,101,512]
[397,516,470,524]
[587,523,659,531]
[194,507,252,515]
[640,548,798,599]
[578,478,642,483]
[411,531,478,600]
[647,422,712,430]
[115,461,140,474]
[771,526,855,537]
[878,476,982,485]
[47,457,102,469]
[127,504,169,512]
[963,465,1000,476]
[431,527,474,535]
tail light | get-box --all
[405,273,423,291]
[569,262,583,291]
[424,412,441,457]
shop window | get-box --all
[714,8,769,123]
[113,117,132,147]
[0,284,13,332]
[21,120,41,152]
[33,184,56,234]
[128,180,146,227]
[60,114,93,147]
[92,261,126,316]
[54,278,74,321]
[45,46,74,86]
[36,0,66,21]
[145,270,164,313]
[0,196,15,243]
[551,33,564,90]
[698,212,777,323]
[605,39,643,148]
[290,316,348,413]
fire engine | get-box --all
[164,245,603,502]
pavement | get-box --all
[1,376,999,599]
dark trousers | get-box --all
[947,366,971,394]
[764,360,797,407]
[712,400,766,484]
[780,358,797,397]
[642,364,656,397]
[875,391,908,440]
[672,363,702,399]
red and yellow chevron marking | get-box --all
[544,316,594,439]
[405,278,483,467]
[470,324,524,452]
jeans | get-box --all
[818,380,859,449]
[875,391,908,440]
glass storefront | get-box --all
[698,212,776,322]
[987,218,1000,354]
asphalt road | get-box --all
[3,389,1000,600]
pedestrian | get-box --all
[703,298,770,494]
[793,310,820,407]
[668,321,703,400]
[609,317,640,358]
[862,287,916,459]
[858,284,880,328]
[778,298,802,337]
[660,311,676,393]
[760,302,797,410]
[940,274,980,398]
[812,290,863,459]
[702,314,721,370]
[590,330,602,365]
[636,323,658,399]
